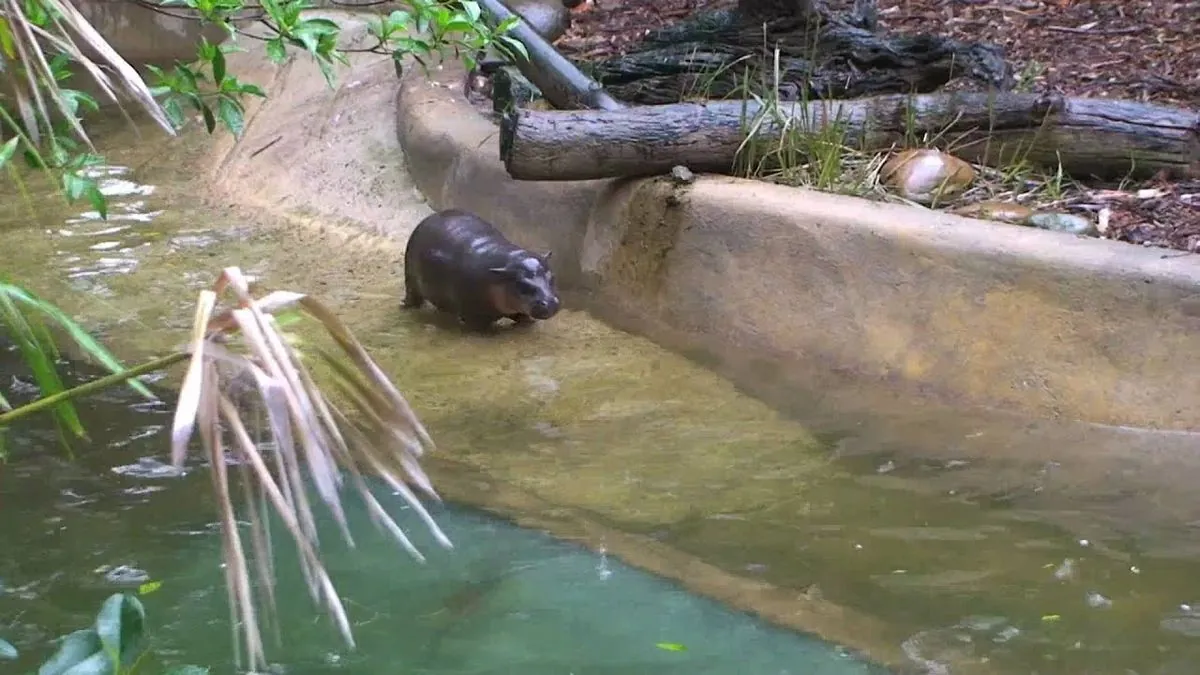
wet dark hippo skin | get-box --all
[402,209,562,331]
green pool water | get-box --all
[0,352,887,675]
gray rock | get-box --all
[670,165,696,184]
[1027,212,1098,236]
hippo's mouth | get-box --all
[528,301,559,320]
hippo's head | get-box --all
[488,251,561,321]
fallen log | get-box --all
[475,0,624,111]
[499,92,1200,182]
[579,1,1010,106]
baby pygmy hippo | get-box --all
[402,209,561,331]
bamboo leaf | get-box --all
[2,282,155,399]
[0,137,20,169]
[170,289,217,467]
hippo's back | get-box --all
[407,209,512,265]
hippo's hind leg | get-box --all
[401,267,424,309]
[402,286,424,309]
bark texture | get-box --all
[499,92,1200,181]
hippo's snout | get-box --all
[528,295,561,320]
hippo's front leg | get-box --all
[461,313,499,332]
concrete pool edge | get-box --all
[396,60,1200,431]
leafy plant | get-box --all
[1,0,528,219]
[144,0,527,139]
[0,591,209,675]
[145,37,265,136]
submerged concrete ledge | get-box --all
[397,60,1200,431]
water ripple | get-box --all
[50,165,161,291]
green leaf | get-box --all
[201,103,216,134]
[655,642,688,652]
[217,96,244,138]
[173,63,199,93]
[291,26,322,54]
[2,283,156,400]
[0,137,20,169]
[0,16,16,59]
[62,172,88,201]
[238,82,267,97]
[0,637,17,660]
[391,35,434,56]
[163,98,186,129]
[137,580,162,595]
[94,593,145,667]
[68,90,99,114]
[265,37,287,63]
[197,38,217,62]
[37,629,102,675]
[440,17,476,34]
[385,9,412,32]
[49,53,74,81]
[497,37,529,64]
[461,1,482,23]
[297,16,340,32]
[211,45,226,84]
[84,184,108,221]
[316,56,337,88]
[23,0,48,27]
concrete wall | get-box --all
[396,60,1200,431]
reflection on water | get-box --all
[2,106,1200,675]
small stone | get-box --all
[1096,206,1111,235]
[1027,212,1098,236]
[952,200,1034,224]
[881,148,976,204]
[670,165,696,184]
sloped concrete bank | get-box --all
[397,59,1200,432]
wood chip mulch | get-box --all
[554,0,1200,255]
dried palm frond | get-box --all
[170,266,450,672]
[0,0,174,152]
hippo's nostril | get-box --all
[528,300,557,320]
